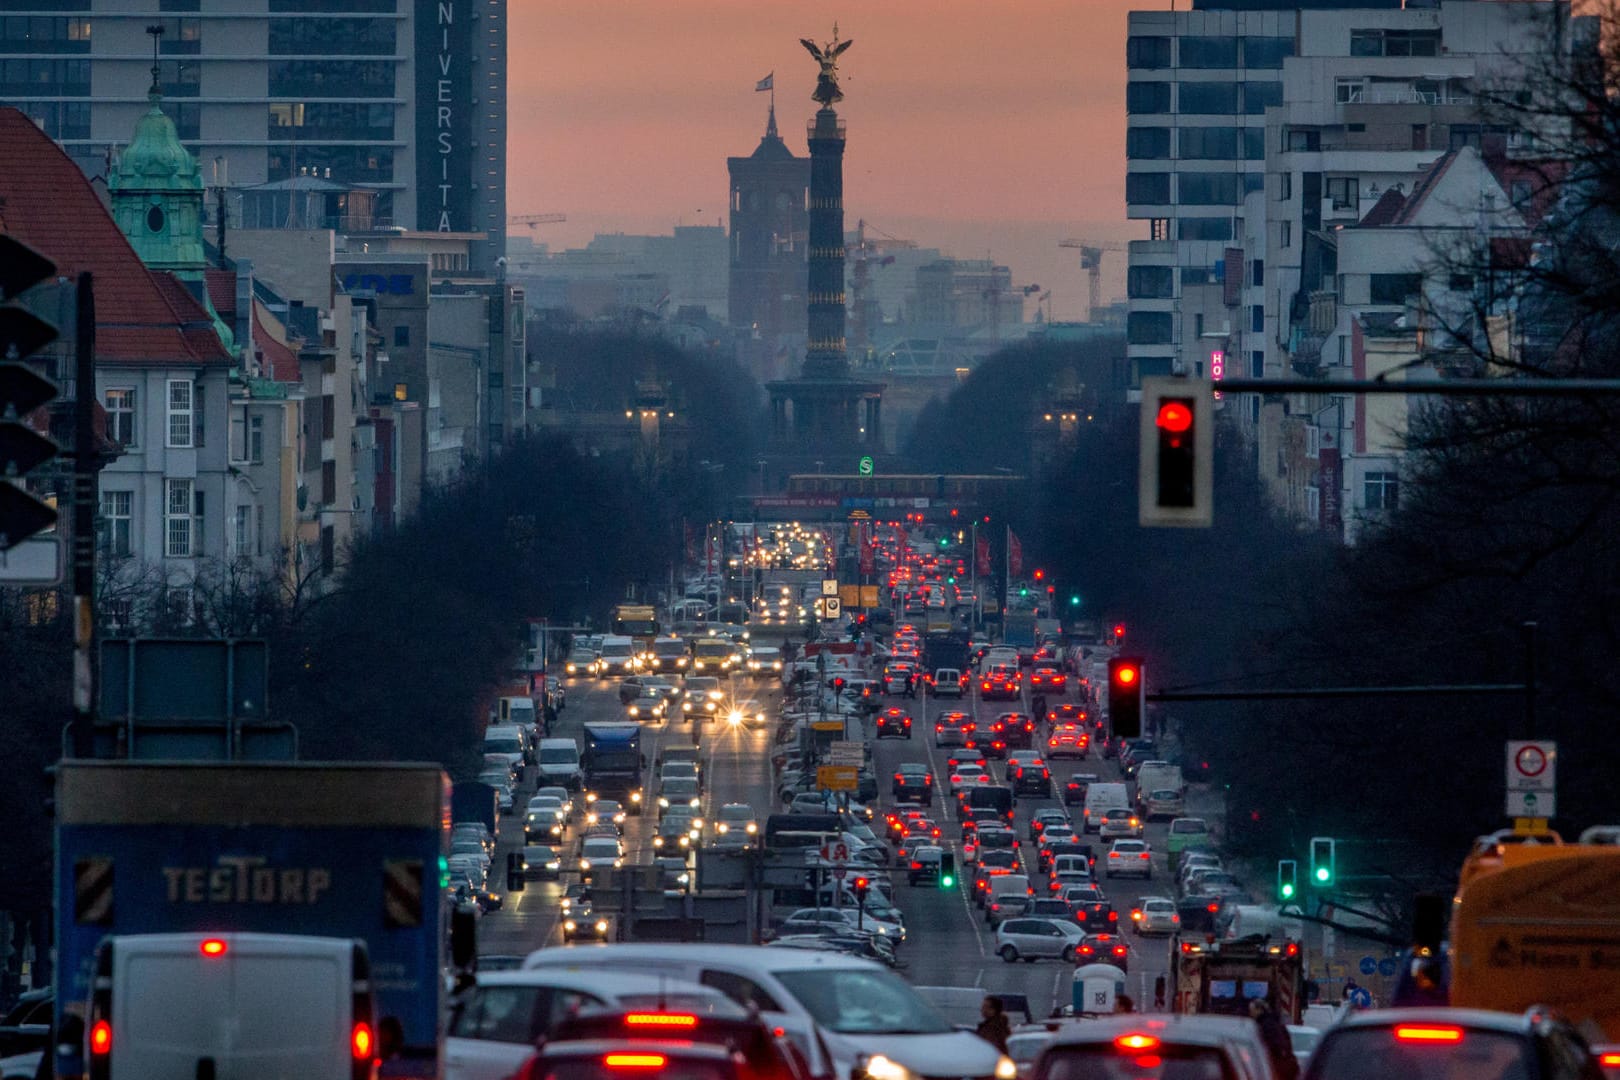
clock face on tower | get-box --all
[146,204,166,233]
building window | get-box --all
[394,325,409,348]
[1127,265,1175,299]
[1179,218,1233,242]
[1251,305,1264,333]
[320,524,335,575]
[99,490,132,558]
[166,379,194,448]
[1126,36,1172,69]
[1306,425,1322,460]
[1242,36,1293,69]
[1279,172,1292,201]
[1181,268,1212,286]
[1179,127,1238,160]
[234,504,260,558]
[165,478,193,558]
[1251,350,1264,378]
[1243,128,1265,161]
[1178,82,1240,115]
[1243,82,1282,115]
[1305,485,1321,523]
[1125,172,1170,204]
[269,16,394,56]
[1126,312,1174,346]
[1285,128,1321,152]
[1251,259,1264,287]
[1179,172,1240,206]
[1125,81,1171,115]
[1335,78,1366,105]
[1126,126,1171,160]
[1244,172,1265,194]
[249,414,264,464]
[1280,221,1291,249]
[321,460,336,505]
[1326,177,1358,212]
[1370,273,1422,305]
[1179,37,1239,69]
[1364,471,1399,511]
[104,388,136,447]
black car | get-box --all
[876,708,914,739]
[1075,900,1121,934]
[1001,713,1036,751]
[892,764,933,802]
[1009,759,1051,796]
[1063,772,1101,806]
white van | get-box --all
[594,635,637,678]
[522,943,1007,1080]
[534,737,582,789]
[1134,762,1184,803]
[446,969,736,1080]
[1082,782,1130,833]
[88,932,373,1080]
[496,695,537,731]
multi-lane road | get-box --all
[477,655,1217,1020]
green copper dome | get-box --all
[110,91,202,195]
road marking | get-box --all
[918,684,989,960]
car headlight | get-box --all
[862,1055,914,1080]
[683,702,692,711]
[579,858,591,871]
[544,860,560,871]
[678,658,688,667]
[773,661,783,670]
[728,710,744,726]
[659,797,670,808]
[564,919,577,932]
[746,823,757,834]
[678,836,690,847]
[717,823,729,833]
[995,1057,1017,1080]
[613,813,626,824]
[594,920,608,933]
[690,799,701,809]
[653,836,665,847]
[630,792,642,804]
[566,663,577,674]
[629,706,639,716]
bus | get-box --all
[610,604,660,650]
[1448,828,1620,1038]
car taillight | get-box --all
[605,1054,669,1069]
[1600,1052,1620,1066]
[1109,911,1119,921]
[199,937,228,957]
[90,1020,112,1056]
[1140,852,1150,859]
[1116,1033,1158,1052]
[911,861,923,869]
[904,718,911,725]
[1393,1026,1464,1044]
[1207,903,1219,913]
[1131,909,1143,921]
[1113,946,1128,956]
[625,1013,698,1029]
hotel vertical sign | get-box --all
[417,0,473,232]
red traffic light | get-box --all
[1156,402,1193,434]
[1033,568,1045,581]
[1115,664,1139,686]
[1114,623,1126,639]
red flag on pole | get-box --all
[1007,528,1024,578]
[975,533,991,577]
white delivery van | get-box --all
[535,737,582,789]
[594,635,637,678]
[88,932,374,1080]
[986,873,1033,910]
[483,725,527,775]
[497,695,537,732]
[1134,762,1184,802]
[1082,782,1130,833]
[522,943,1008,1080]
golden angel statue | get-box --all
[800,26,853,107]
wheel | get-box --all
[999,945,1018,963]
[1062,945,1076,963]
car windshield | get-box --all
[688,679,720,693]
[774,968,952,1035]
[1172,820,1209,834]
[655,641,688,657]
[1306,1028,1534,1080]
[601,642,632,657]
[665,778,699,796]
[539,747,577,764]
[1040,1046,1232,1079]
[485,736,522,754]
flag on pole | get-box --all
[975,533,991,577]
[755,73,774,92]
[1007,528,1024,579]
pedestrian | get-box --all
[1153,974,1167,1010]
[1248,999,1299,1080]
[1115,993,1136,1014]
[542,702,558,737]
[975,996,1011,1054]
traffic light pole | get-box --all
[1147,682,1527,703]
[69,272,96,757]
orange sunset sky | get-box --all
[509,0,1168,321]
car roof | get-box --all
[472,968,718,994]
[522,942,884,973]
[1329,1007,1539,1035]
[1050,1015,1264,1048]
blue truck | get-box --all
[582,721,645,812]
[55,761,449,1079]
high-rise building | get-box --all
[727,103,809,380]
[0,0,505,271]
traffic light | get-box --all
[1107,657,1144,739]
[1070,595,1081,607]
[1019,586,1029,598]
[1138,377,1214,528]
[1033,569,1045,582]
[939,850,957,889]
[0,236,62,552]
[1277,859,1298,902]
[1310,837,1336,887]
[853,876,870,905]
[1113,623,1126,641]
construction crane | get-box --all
[982,281,1043,345]
[508,213,567,229]
[849,219,915,356]
[1058,238,1124,321]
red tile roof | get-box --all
[0,107,230,368]
[1358,187,1408,228]
[252,303,300,383]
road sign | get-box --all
[1348,987,1372,1009]
[818,841,849,863]
[1377,957,1398,978]
[859,585,880,609]
[816,765,857,791]
[821,596,841,620]
[1514,817,1549,834]
[828,740,864,766]
[821,578,839,597]
[858,456,874,476]
[0,534,61,585]
[831,865,847,882]
[1507,740,1556,792]
[1506,790,1555,818]
[1358,957,1377,976]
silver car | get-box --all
[995,917,1085,963]
[1132,895,1180,936]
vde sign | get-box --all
[1506,741,1556,793]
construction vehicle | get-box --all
[1170,936,1305,1022]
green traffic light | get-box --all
[1069,595,1081,606]
[1281,883,1295,899]
[1019,588,1029,597]
[1314,867,1330,883]
[941,874,954,888]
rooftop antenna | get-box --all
[144,24,163,97]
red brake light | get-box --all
[1207,903,1219,912]
[200,938,228,957]
[1139,852,1150,859]
[1601,1052,1620,1066]
[605,1054,669,1068]
[90,1020,112,1056]
[1394,1026,1464,1044]
[1114,946,1127,955]
[351,1022,374,1059]
[1109,911,1119,920]
[911,861,922,869]
[625,1013,698,1028]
